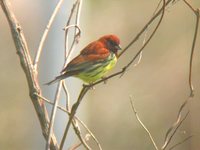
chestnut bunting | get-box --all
[46,34,121,85]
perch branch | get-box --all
[60,86,90,150]
[118,0,172,57]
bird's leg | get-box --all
[89,83,95,90]
[101,76,108,84]
[84,83,95,90]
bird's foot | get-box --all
[84,83,95,90]
[101,76,108,84]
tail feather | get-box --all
[45,74,68,85]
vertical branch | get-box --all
[187,8,199,97]
[33,0,65,69]
[46,82,63,150]
[0,1,59,149]
[60,86,90,150]
[47,0,83,149]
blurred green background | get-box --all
[0,0,200,150]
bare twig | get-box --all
[67,0,82,57]
[64,0,81,63]
[118,0,172,57]
[163,99,188,145]
[0,1,58,149]
[63,24,81,65]
[34,0,65,70]
[187,7,199,97]
[60,86,90,150]
[183,0,196,14]
[69,134,91,150]
[162,111,189,150]
[169,135,193,150]
[46,82,63,150]
[129,97,159,150]
[62,81,70,110]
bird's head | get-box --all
[99,34,122,55]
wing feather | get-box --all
[61,47,110,74]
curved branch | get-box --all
[34,0,65,70]
[118,0,172,57]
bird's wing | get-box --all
[61,47,110,74]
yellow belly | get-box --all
[76,54,117,83]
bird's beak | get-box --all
[115,44,122,50]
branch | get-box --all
[169,135,193,150]
[46,82,63,150]
[118,0,172,57]
[130,97,159,150]
[33,0,65,69]
[162,111,189,150]
[60,86,90,150]
[183,0,197,14]
[0,1,58,149]
[186,5,199,97]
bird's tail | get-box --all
[45,74,68,85]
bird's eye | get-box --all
[108,40,116,46]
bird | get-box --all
[46,34,122,85]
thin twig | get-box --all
[134,0,163,67]
[163,99,188,144]
[64,0,81,64]
[182,0,196,14]
[46,82,62,150]
[68,0,82,57]
[129,97,159,150]
[169,135,193,150]
[187,8,199,97]
[62,82,70,110]
[60,86,90,150]
[63,24,81,65]
[162,111,189,150]
[118,0,172,57]
[34,0,65,69]
[69,134,91,150]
